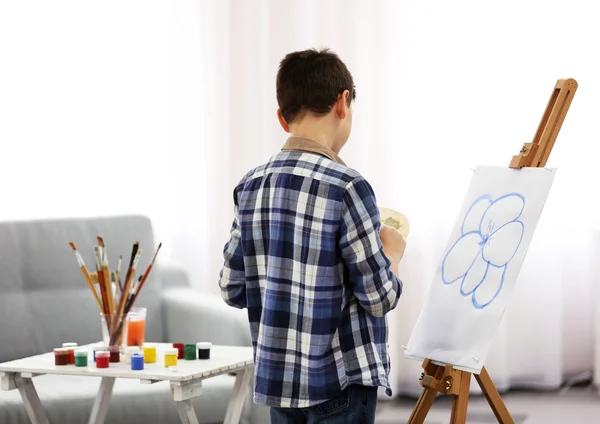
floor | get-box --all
[375,386,600,423]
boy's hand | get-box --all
[380,224,406,264]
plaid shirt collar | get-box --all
[281,136,346,166]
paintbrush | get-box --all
[130,242,162,307]
[111,271,119,308]
[94,246,111,323]
[116,255,123,292]
[97,237,113,315]
[110,246,142,345]
[69,242,103,311]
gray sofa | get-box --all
[0,215,269,424]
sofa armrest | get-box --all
[162,288,252,347]
[158,262,191,288]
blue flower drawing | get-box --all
[441,193,525,309]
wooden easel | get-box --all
[407,77,578,424]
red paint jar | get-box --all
[173,343,184,359]
[108,346,120,363]
[54,348,69,366]
[96,351,110,368]
[62,343,77,365]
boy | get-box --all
[218,48,406,423]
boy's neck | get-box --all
[288,114,341,153]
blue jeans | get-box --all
[269,385,378,424]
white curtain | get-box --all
[170,0,600,397]
[2,0,599,399]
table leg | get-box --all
[223,367,252,424]
[15,375,50,424]
[88,377,115,424]
[175,399,200,424]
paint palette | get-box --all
[379,207,409,239]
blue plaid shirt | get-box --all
[219,137,402,408]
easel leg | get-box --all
[474,367,514,424]
[407,386,438,424]
[15,375,50,424]
[450,371,471,424]
[88,377,115,424]
[408,363,446,424]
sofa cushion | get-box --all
[0,373,252,424]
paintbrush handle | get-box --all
[80,267,103,311]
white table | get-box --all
[0,342,254,424]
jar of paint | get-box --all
[123,346,140,364]
[62,343,78,365]
[131,353,144,371]
[184,344,196,360]
[164,348,178,368]
[143,346,157,363]
[93,345,108,362]
[196,342,212,359]
[172,343,184,359]
[95,351,110,368]
[54,348,69,366]
[108,346,120,363]
[74,349,88,367]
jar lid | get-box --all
[74,349,88,356]
[131,353,144,359]
[172,343,184,347]
[62,342,77,348]
[165,348,179,355]
[95,351,110,358]
[93,345,108,351]
[124,346,140,354]
[54,348,68,354]
[143,346,156,352]
[108,346,120,352]
[196,342,212,349]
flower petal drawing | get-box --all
[460,251,489,295]
[482,221,524,267]
[479,193,525,238]
[461,195,492,235]
[472,264,506,309]
[441,232,482,284]
[442,192,526,309]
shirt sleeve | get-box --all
[339,177,402,317]
[218,191,247,309]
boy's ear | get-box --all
[277,109,290,133]
[335,90,350,120]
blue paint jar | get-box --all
[131,353,144,371]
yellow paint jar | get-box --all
[164,348,178,368]
[143,346,157,363]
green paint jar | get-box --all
[184,344,197,360]
[74,349,88,367]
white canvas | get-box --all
[404,166,556,373]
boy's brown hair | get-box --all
[276,48,356,124]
